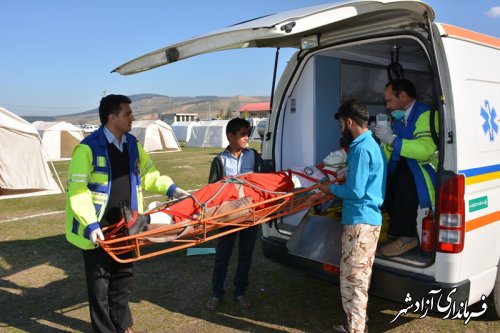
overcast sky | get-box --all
[1,0,499,116]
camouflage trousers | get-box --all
[340,224,381,333]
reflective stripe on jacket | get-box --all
[65,125,175,250]
[383,101,439,208]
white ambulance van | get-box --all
[113,0,500,315]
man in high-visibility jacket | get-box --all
[65,94,189,333]
[374,79,438,257]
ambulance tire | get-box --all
[489,262,500,319]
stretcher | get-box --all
[98,182,335,264]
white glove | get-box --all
[90,228,104,245]
[374,124,395,145]
[173,187,190,199]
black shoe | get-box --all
[121,201,150,236]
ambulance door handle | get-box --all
[280,22,296,33]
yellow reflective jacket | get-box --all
[382,101,439,208]
[65,126,175,250]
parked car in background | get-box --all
[82,124,98,133]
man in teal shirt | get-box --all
[320,99,386,333]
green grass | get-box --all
[1,145,499,332]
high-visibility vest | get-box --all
[65,126,174,250]
[383,101,439,208]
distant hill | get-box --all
[22,115,58,123]
[29,94,270,125]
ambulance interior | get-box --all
[270,36,439,268]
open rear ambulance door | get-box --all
[112,0,434,75]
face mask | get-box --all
[391,110,406,121]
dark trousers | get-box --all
[82,247,133,333]
[211,226,258,299]
[385,168,419,238]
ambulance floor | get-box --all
[319,207,432,267]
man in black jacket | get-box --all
[206,117,264,311]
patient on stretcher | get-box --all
[121,149,347,242]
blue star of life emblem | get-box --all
[480,100,498,142]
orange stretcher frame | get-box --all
[97,183,335,263]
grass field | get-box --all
[1,144,499,332]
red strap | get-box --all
[316,163,338,179]
[125,211,139,228]
[104,219,125,240]
[288,168,330,183]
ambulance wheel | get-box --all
[489,262,500,319]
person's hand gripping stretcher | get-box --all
[118,149,347,243]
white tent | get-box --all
[187,120,229,148]
[0,107,63,199]
[131,120,181,153]
[171,121,199,142]
[249,127,261,141]
[248,118,265,141]
[33,121,84,160]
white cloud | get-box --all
[485,6,500,18]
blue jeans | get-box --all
[211,226,258,299]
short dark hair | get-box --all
[226,117,250,135]
[335,99,369,128]
[386,79,416,99]
[99,94,132,124]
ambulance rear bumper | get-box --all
[261,236,470,305]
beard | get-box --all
[341,126,354,146]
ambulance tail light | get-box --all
[322,263,340,275]
[437,174,465,253]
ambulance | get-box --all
[113,0,500,316]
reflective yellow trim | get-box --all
[97,156,106,167]
[69,179,87,183]
[91,193,107,202]
[142,159,154,174]
[90,173,108,184]
[466,171,500,185]
[136,185,144,213]
[69,173,89,182]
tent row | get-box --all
[0,110,182,200]
[172,119,265,146]
[0,109,236,200]
[30,119,182,161]
[171,120,230,148]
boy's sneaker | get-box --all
[235,295,252,309]
[206,296,221,311]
